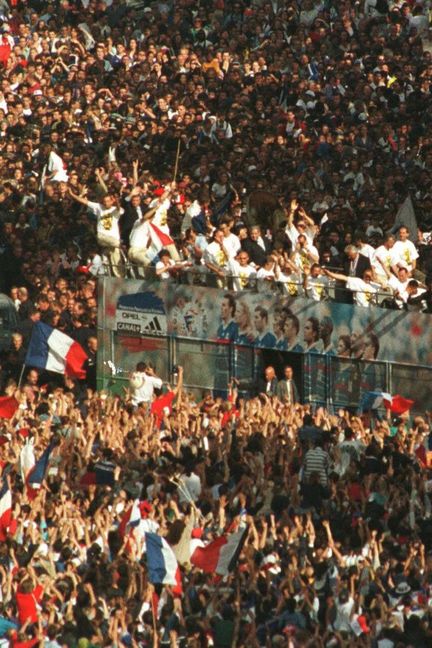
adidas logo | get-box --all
[142,317,163,333]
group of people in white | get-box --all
[71,172,425,309]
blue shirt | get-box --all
[0,616,17,637]
[235,332,254,346]
[217,320,238,341]
[279,341,303,353]
[255,331,277,348]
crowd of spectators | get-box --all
[1,0,432,646]
[0,361,430,647]
[1,0,432,311]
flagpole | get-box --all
[17,364,26,389]
[151,595,159,648]
[173,138,181,184]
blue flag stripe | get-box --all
[25,322,51,371]
[145,532,168,584]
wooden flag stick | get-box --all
[173,138,181,183]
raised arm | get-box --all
[68,186,90,207]
[287,198,297,228]
[172,365,184,398]
[298,205,316,229]
[95,167,108,194]
[323,268,348,283]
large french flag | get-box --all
[145,532,179,586]
[191,528,247,577]
[25,322,87,379]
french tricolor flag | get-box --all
[145,532,179,586]
[0,476,11,541]
[20,439,35,483]
[361,391,414,414]
[190,528,248,577]
[118,499,148,538]
[25,322,87,379]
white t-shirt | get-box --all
[129,219,150,249]
[149,197,171,234]
[222,233,241,259]
[204,241,229,270]
[388,275,409,304]
[292,244,320,272]
[179,473,201,503]
[88,200,123,244]
[334,597,355,633]
[257,265,280,292]
[130,372,163,406]
[285,223,315,247]
[228,259,256,290]
[279,270,303,296]
[392,239,419,272]
[155,259,175,280]
[346,277,379,307]
[306,275,330,301]
[372,245,396,278]
[88,253,105,276]
[358,243,375,261]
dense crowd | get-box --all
[1,0,432,312]
[0,0,432,646]
[0,363,429,647]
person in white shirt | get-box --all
[227,250,256,291]
[405,279,427,311]
[256,255,281,291]
[388,266,410,307]
[409,5,429,36]
[354,232,375,262]
[304,263,330,301]
[371,234,398,285]
[155,248,191,280]
[204,228,230,287]
[278,259,304,297]
[285,200,317,248]
[219,218,241,259]
[129,362,163,407]
[292,234,320,273]
[87,249,105,276]
[178,465,201,504]
[147,184,180,262]
[323,268,381,308]
[391,226,419,274]
[69,187,124,277]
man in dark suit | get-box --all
[258,365,279,396]
[343,244,371,278]
[241,225,272,268]
[120,193,146,247]
[341,244,372,304]
[276,365,300,404]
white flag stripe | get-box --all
[45,328,75,374]
[215,529,244,576]
[160,537,179,585]
[20,441,35,482]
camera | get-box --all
[172,365,179,375]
